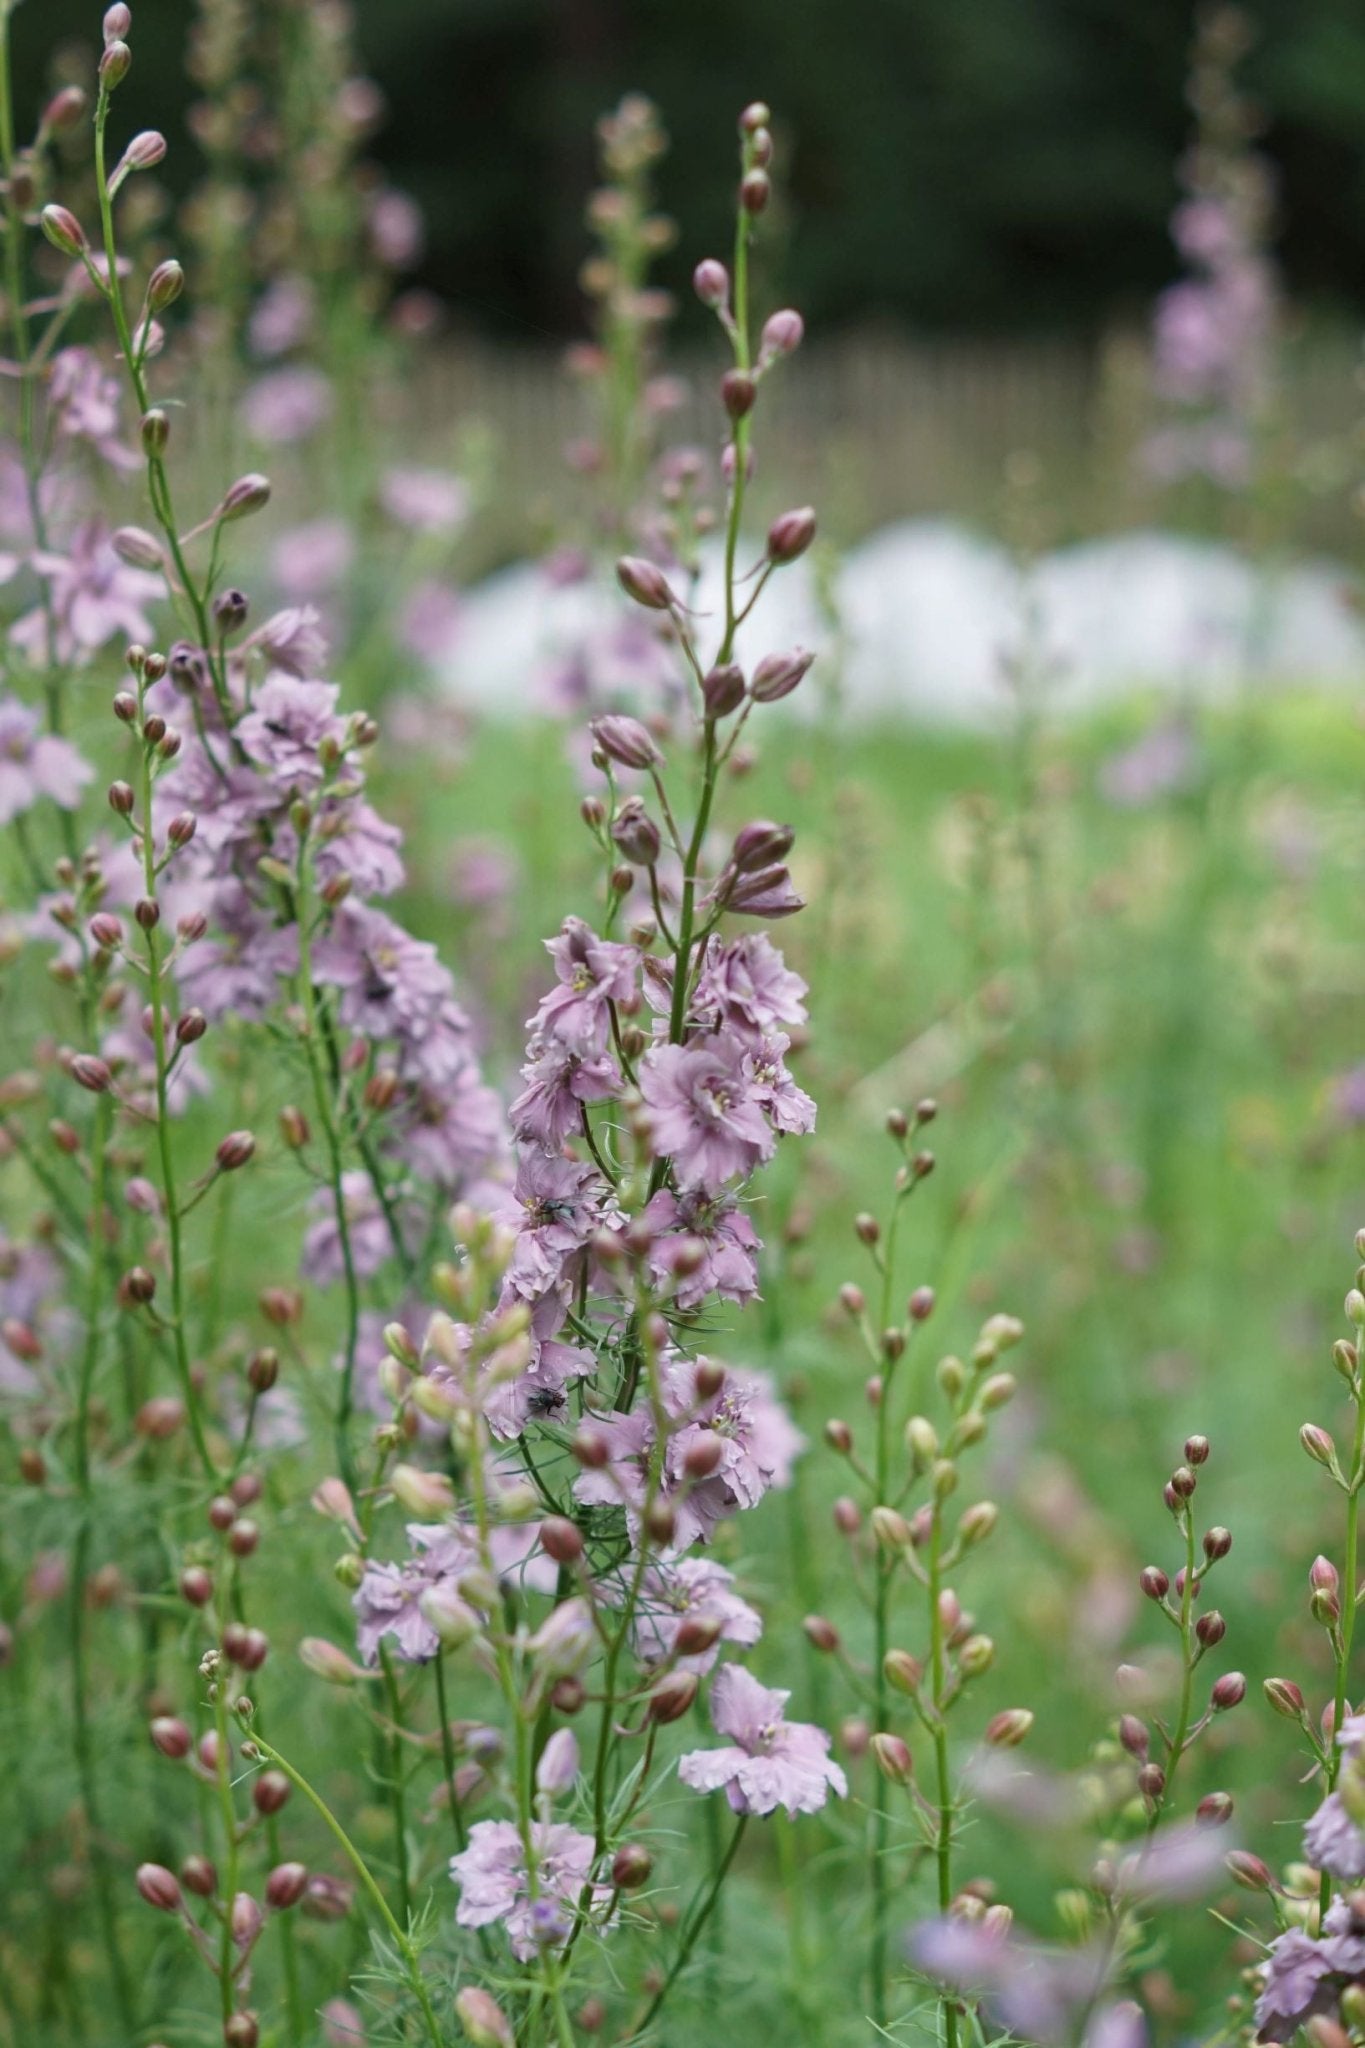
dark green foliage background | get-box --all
[12,0,1365,339]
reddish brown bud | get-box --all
[265,1862,308,1910]
[1139,1566,1169,1602]
[216,1130,255,1172]
[180,1566,213,1606]
[253,1771,291,1816]
[611,1843,653,1890]
[766,506,816,565]
[150,1716,192,1759]
[648,1671,699,1724]
[803,1614,840,1654]
[1211,1671,1246,1711]
[539,1516,584,1564]
[70,1054,112,1094]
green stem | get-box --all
[627,1814,748,2038]
[927,1502,959,2048]
[69,1090,137,2034]
[379,1644,412,1926]
[133,700,216,1476]
[248,1734,444,2048]
[1321,1386,1365,1919]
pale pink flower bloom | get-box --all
[678,1665,845,1816]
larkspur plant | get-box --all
[2,7,1365,2048]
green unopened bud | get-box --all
[146,260,183,314]
[904,1416,937,1470]
[333,1552,364,1590]
[1301,1423,1338,1470]
[958,1633,995,1677]
[870,1505,910,1550]
[937,1354,965,1400]
[981,1313,1024,1351]
[1340,1761,1365,1828]
[1348,1290,1365,1328]
[419,1586,480,1650]
[931,1458,958,1500]
[957,1501,998,1551]
[389,1464,455,1518]
[979,1372,1016,1410]
[1054,1888,1093,1939]
[883,1648,922,1694]
[1264,1676,1307,1721]
[410,1375,461,1423]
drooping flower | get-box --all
[449,1821,615,1960]
[678,1664,845,1817]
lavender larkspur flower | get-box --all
[638,1034,774,1193]
[640,1188,760,1310]
[353,1522,480,1666]
[1255,1899,1365,2042]
[531,917,639,1058]
[510,1041,622,1151]
[450,1820,614,1960]
[14,520,161,666]
[678,1664,845,1817]
[630,1558,763,1672]
[0,696,93,824]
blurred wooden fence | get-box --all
[418,324,1364,560]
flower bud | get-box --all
[615,556,673,610]
[740,169,770,214]
[1264,1676,1307,1720]
[99,41,132,89]
[1210,1671,1246,1711]
[693,259,729,308]
[535,1729,579,1796]
[230,1893,263,1948]
[70,1053,113,1093]
[1118,1714,1148,1759]
[253,1771,290,1815]
[611,1841,652,1891]
[219,474,272,523]
[648,1671,698,1724]
[731,819,795,872]
[1196,1790,1234,1827]
[803,1614,839,1654]
[883,1649,922,1694]
[983,1709,1034,1748]
[137,1863,182,1911]
[702,663,745,717]
[539,1516,584,1565]
[720,369,756,418]
[760,309,804,359]
[120,129,166,172]
[389,1464,455,1518]
[181,1853,216,1896]
[298,1637,361,1685]
[1139,1565,1169,1602]
[41,205,88,257]
[42,86,87,133]
[215,1131,255,1171]
[528,1598,595,1680]
[146,259,183,313]
[1302,1423,1338,1469]
[150,1716,192,1759]
[1202,1525,1232,1561]
[142,409,168,454]
[750,648,813,703]
[1226,1850,1275,1892]
[870,1505,910,1550]
[266,1862,308,1910]
[592,713,661,770]
[456,1988,515,2048]
[224,2016,259,2048]
[112,525,163,569]
[870,1732,914,1784]
[1195,1610,1225,1647]
[766,506,816,565]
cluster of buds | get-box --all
[1129,1436,1242,1829]
[820,1104,1029,2019]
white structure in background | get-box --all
[446,522,1363,727]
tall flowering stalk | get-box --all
[818,1108,1028,2031]
[280,97,836,2042]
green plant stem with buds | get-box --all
[1149,1510,1198,1837]
[926,1499,959,2048]
[133,692,216,1476]
[70,1086,137,2035]
[92,85,234,730]
[246,1733,444,2048]
[1320,1379,1365,1920]
[294,833,363,1493]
